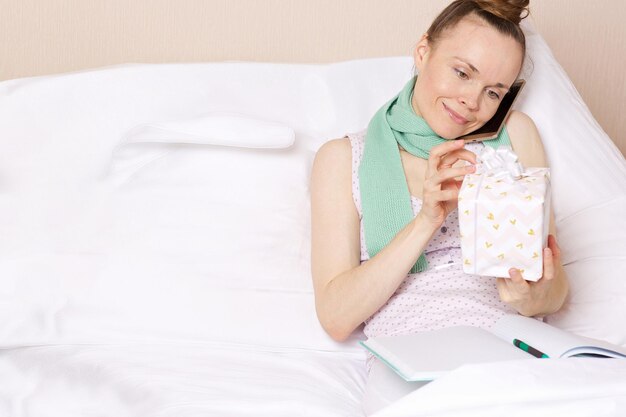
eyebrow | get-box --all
[454,56,511,91]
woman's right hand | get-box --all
[418,139,477,228]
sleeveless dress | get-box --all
[347,130,516,370]
[347,130,517,415]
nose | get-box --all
[459,85,481,110]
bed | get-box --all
[1,5,626,417]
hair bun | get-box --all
[474,0,529,25]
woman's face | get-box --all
[412,16,523,139]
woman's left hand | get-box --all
[496,234,568,316]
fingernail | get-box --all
[466,165,476,172]
[509,268,517,275]
[545,248,552,256]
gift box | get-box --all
[458,147,551,281]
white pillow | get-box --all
[515,21,626,220]
[121,113,295,149]
[545,201,626,345]
[515,22,626,346]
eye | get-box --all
[454,68,469,80]
[487,90,500,100]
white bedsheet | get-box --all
[0,343,366,417]
[2,342,624,416]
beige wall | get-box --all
[0,0,624,155]
[532,0,625,156]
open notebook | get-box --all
[360,314,626,382]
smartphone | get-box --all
[459,79,526,142]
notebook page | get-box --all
[362,326,530,381]
[564,338,626,358]
[491,315,585,358]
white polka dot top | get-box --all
[347,130,515,356]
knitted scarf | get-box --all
[359,76,511,273]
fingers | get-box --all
[440,148,478,168]
[425,164,476,190]
[427,140,466,173]
[495,277,507,293]
[540,234,561,282]
[426,141,477,191]
[423,189,460,203]
[497,269,531,312]
[508,268,530,289]
[547,234,561,260]
[500,259,561,316]
[496,274,526,305]
[542,247,555,281]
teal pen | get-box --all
[513,338,550,358]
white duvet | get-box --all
[375,359,626,417]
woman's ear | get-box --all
[413,34,431,73]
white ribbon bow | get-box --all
[477,146,524,182]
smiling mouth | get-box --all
[443,103,469,125]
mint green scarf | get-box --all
[359,76,511,273]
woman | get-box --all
[310,0,569,413]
